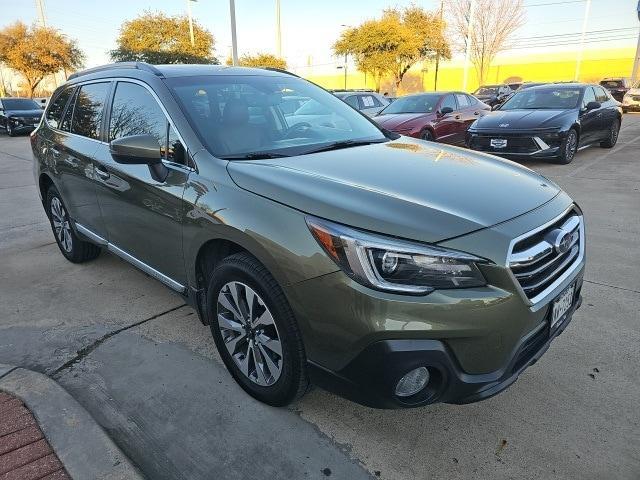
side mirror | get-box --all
[109,134,168,182]
[585,101,601,111]
[440,106,453,116]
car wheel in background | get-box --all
[600,119,620,149]
[46,186,101,263]
[555,129,578,164]
[6,122,15,137]
[421,129,434,142]
[206,252,309,406]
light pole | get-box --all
[462,0,476,91]
[229,0,239,66]
[186,0,196,47]
[632,0,640,83]
[574,0,592,81]
[275,0,282,58]
[35,0,46,27]
[434,0,444,91]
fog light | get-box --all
[395,367,430,397]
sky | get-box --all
[2,0,639,73]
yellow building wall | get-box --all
[300,47,637,94]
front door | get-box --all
[578,86,601,146]
[93,80,190,286]
[433,94,460,144]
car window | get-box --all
[70,82,110,140]
[466,95,478,105]
[294,99,330,115]
[46,87,74,129]
[600,80,624,89]
[594,87,609,103]
[359,95,382,108]
[582,87,596,107]
[2,98,40,110]
[109,82,186,165]
[379,94,440,114]
[60,89,77,132]
[441,94,457,111]
[343,95,359,109]
[455,94,470,108]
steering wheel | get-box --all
[284,122,315,139]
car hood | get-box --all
[374,113,433,130]
[5,109,43,117]
[226,138,560,244]
[472,109,575,130]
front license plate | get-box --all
[490,138,508,148]
[551,283,575,329]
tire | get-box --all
[600,119,620,148]
[6,122,15,137]
[555,128,578,164]
[46,186,101,263]
[421,129,434,142]
[206,252,309,406]
[622,108,628,114]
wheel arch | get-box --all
[38,173,55,207]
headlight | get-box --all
[306,217,487,295]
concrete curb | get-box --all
[0,364,144,480]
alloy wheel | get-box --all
[217,281,283,386]
[50,196,73,253]
[611,122,619,145]
[566,131,577,161]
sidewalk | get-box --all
[0,365,143,480]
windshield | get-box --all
[474,87,498,95]
[166,75,386,159]
[378,94,441,114]
[499,87,581,110]
[3,99,40,110]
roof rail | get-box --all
[262,67,300,78]
[68,62,163,80]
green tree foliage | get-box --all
[0,22,84,97]
[333,6,450,91]
[227,53,287,70]
[111,11,218,64]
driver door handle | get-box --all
[95,164,110,180]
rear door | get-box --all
[93,80,190,286]
[594,86,616,138]
[52,81,111,237]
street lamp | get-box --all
[186,0,197,47]
[632,0,640,83]
[229,0,239,66]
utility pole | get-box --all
[229,0,239,66]
[35,0,46,27]
[632,0,640,83]
[434,0,444,91]
[275,0,282,58]
[574,0,591,81]
[462,0,476,91]
[186,0,196,47]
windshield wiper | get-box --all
[220,152,291,160]
[302,139,388,155]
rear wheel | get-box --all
[555,129,578,164]
[206,252,309,406]
[600,119,620,148]
[46,186,101,263]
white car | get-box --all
[622,83,640,113]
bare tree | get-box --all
[446,0,525,85]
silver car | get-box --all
[334,91,390,116]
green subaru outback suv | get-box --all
[31,63,585,408]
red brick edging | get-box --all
[0,391,70,480]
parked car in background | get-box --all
[518,82,548,90]
[31,62,585,409]
[279,95,309,116]
[374,92,490,145]
[599,77,631,102]
[286,98,350,129]
[471,84,512,107]
[33,97,49,108]
[0,97,44,136]
[507,82,523,91]
[333,90,390,116]
[622,81,640,113]
[466,83,621,164]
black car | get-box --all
[471,84,512,107]
[599,77,631,102]
[0,98,44,136]
[466,83,621,164]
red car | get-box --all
[374,92,490,146]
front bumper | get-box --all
[622,98,640,111]
[466,131,563,158]
[309,283,582,408]
[7,120,38,134]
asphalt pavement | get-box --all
[1,115,639,480]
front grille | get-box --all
[508,208,583,303]
[469,134,538,153]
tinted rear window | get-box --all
[46,88,73,129]
[71,82,110,140]
[600,80,624,89]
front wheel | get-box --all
[206,252,309,406]
[6,122,15,137]
[421,129,434,142]
[555,129,578,164]
[600,119,620,148]
[46,186,101,263]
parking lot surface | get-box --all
[1,115,639,479]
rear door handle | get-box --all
[95,165,110,180]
